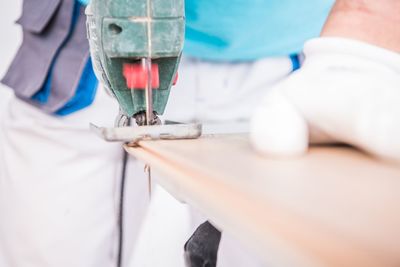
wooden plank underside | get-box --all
[125,134,400,267]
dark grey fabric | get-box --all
[38,5,90,113]
[1,0,74,99]
[16,0,61,33]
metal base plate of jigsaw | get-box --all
[90,121,202,144]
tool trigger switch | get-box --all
[123,63,160,89]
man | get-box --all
[192,1,400,266]
[1,0,399,267]
[252,0,400,162]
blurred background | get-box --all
[0,1,21,111]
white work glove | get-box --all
[251,37,400,162]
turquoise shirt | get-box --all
[78,0,334,61]
[184,0,334,61]
[78,0,89,5]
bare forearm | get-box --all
[322,0,400,52]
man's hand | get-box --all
[251,0,400,162]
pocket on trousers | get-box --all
[1,0,75,99]
[16,0,62,34]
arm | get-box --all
[322,0,400,52]
[251,0,400,162]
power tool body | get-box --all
[86,0,201,141]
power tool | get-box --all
[86,0,201,142]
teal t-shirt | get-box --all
[184,0,334,61]
[79,0,334,61]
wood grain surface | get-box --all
[125,134,400,267]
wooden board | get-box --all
[125,134,400,267]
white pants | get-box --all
[0,56,294,267]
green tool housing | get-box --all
[86,0,185,117]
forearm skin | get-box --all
[322,0,400,52]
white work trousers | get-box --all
[0,56,294,267]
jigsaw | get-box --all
[86,0,201,142]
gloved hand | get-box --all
[251,37,400,162]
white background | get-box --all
[0,1,22,110]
